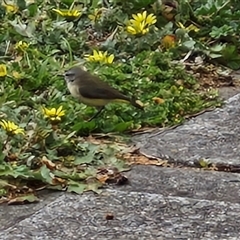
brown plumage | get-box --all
[64,66,144,110]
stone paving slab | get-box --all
[124,166,240,204]
[132,93,240,166]
[0,191,64,231]
[1,189,240,240]
[2,166,240,240]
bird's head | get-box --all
[64,66,85,83]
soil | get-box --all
[186,62,240,100]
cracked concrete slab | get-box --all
[132,93,240,166]
[2,166,240,239]
[2,190,240,240]
[0,191,64,232]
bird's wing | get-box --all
[78,86,130,100]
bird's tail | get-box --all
[130,98,144,110]
[113,97,144,110]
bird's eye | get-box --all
[65,72,74,77]
[64,72,75,82]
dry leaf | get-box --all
[152,97,165,104]
[41,156,56,170]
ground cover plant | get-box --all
[0,0,239,203]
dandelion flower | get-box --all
[0,64,7,77]
[0,120,25,135]
[2,2,18,14]
[15,41,30,52]
[42,106,65,122]
[84,50,114,64]
[177,22,200,33]
[53,8,82,20]
[126,11,157,35]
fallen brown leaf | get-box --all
[41,156,56,170]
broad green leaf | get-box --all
[109,121,133,132]
[67,180,86,194]
[0,164,33,179]
[8,194,39,205]
[17,0,26,10]
[54,170,93,181]
[182,40,196,49]
[74,153,95,164]
[40,165,53,184]
[27,3,38,17]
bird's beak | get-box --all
[57,73,65,77]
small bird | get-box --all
[63,66,144,121]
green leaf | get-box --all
[109,121,133,132]
[72,121,97,132]
[74,153,95,164]
[86,182,103,194]
[182,40,196,49]
[27,3,38,17]
[67,180,86,194]
[0,164,33,179]
[210,25,234,39]
[54,169,93,181]
[38,58,50,79]
[17,0,26,10]
[210,44,225,52]
[8,194,39,205]
[226,61,240,70]
[74,143,99,165]
[39,165,53,184]
[90,0,100,8]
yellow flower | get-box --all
[42,106,65,122]
[0,64,7,77]
[12,71,22,79]
[126,11,157,35]
[84,50,114,64]
[127,23,149,35]
[0,120,25,135]
[2,1,18,14]
[53,8,82,19]
[177,22,200,33]
[88,8,104,23]
[15,41,29,52]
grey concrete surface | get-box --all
[2,166,240,239]
[218,86,240,100]
[0,191,64,232]
[132,93,240,167]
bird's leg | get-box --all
[87,106,105,122]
